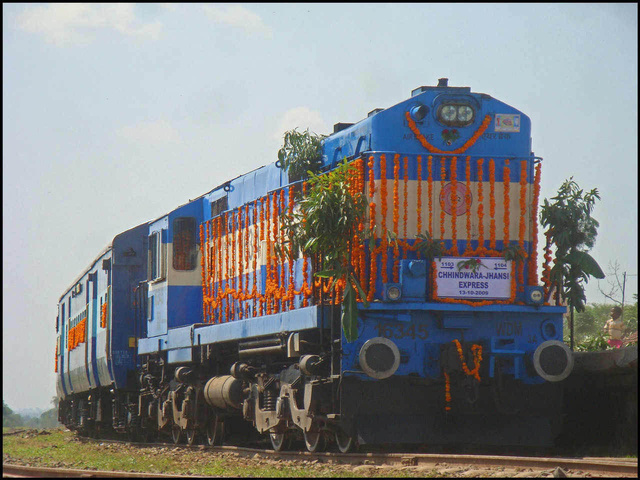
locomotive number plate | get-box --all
[374,322,428,340]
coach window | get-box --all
[173,217,197,271]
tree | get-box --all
[3,401,24,428]
[277,128,326,182]
[279,159,368,342]
[540,178,605,349]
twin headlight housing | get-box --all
[437,103,475,127]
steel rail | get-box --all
[2,464,188,478]
[72,436,639,477]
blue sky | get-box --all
[3,3,637,410]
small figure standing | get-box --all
[603,306,624,348]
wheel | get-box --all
[185,427,198,446]
[171,425,182,445]
[269,431,291,452]
[303,429,326,453]
[206,416,224,446]
[335,429,356,453]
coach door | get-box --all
[147,222,168,337]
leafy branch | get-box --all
[278,159,368,342]
[277,128,326,182]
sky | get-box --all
[3,3,637,411]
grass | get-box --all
[2,428,437,477]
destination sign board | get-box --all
[434,257,512,299]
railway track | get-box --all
[4,436,637,477]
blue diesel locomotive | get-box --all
[56,79,573,451]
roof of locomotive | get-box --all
[321,78,530,165]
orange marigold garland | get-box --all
[279,190,287,311]
[518,160,528,289]
[253,200,259,315]
[200,224,207,323]
[464,156,472,255]
[427,155,433,237]
[237,209,244,319]
[287,186,296,310]
[392,154,400,283]
[216,216,223,322]
[444,372,451,412]
[439,156,446,242]
[529,162,542,286]
[503,159,511,249]
[477,158,485,254]
[403,156,409,246]
[450,156,459,256]
[245,203,251,315]
[380,154,389,285]
[368,156,377,301]
[489,158,496,250]
[416,155,423,235]
[444,340,483,413]
[405,112,492,154]
[259,196,266,316]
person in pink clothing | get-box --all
[603,306,624,348]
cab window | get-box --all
[173,217,197,271]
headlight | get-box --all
[384,283,402,302]
[457,105,474,122]
[525,286,544,305]
[440,105,457,122]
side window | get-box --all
[173,217,197,271]
[148,231,166,281]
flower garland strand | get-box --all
[450,156,459,256]
[405,112,492,154]
[444,340,483,413]
[200,224,207,323]
[518,160,528,290]
[440,156,446,242]
[489,158,496,250]
[464,156,472,255]
[503,159,511,249]
[529,162,542,286]
[392,154,400,283]
[427,155,433,237]
[252,200,259,315]
[477,158,485,255]
[368,156,377,302]
[403,156,409,250]
[417,155,423,235]
[380,154,389,285]
[444,372,451,412]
